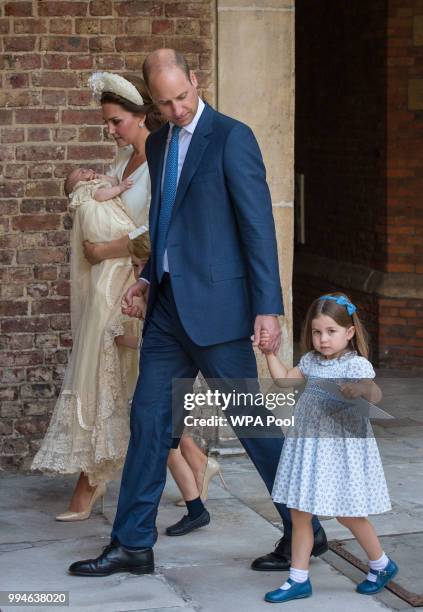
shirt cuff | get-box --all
[139,277,150,285]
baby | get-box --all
[65,167,133,202]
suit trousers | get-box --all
[111,276,321,548]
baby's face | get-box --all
[69,168,95,191]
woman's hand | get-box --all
[83,240,104,265]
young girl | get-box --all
[260,293,397,604]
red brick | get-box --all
[0,18,10,34]
[42,90,67,106]
[165,3,210,18]
[13,18,47,34]
[27,127,51,141]
[101,19,123,35]
[52,280,70,296]
[96,54,125,70]
[16,146,65,163]
[0,182,25,198]
[49,18,73,34]
[34,265,58,280]
[4,74,29,89]
[0,249,14,265]
[32,72,79,89]
[49,314,71,330]
[67,90,93,106]
[0,201,19,215]
[40,36,89,53]
[42,54,68,70]
[89,0,112,15]
[5,1,32,16]
[39,1,88,16]
[385,263,415,272]
[0,90,41,108]
[25,181,62,198]
[165,37,211,53]
[75,18,100,34]
[46,231,69,247]
[8,334,34,350]
[28,165,53,179]
[59,331,73,347]
[1,317,49,334]
[1,128,25,142]
[31,298,70,315]
[8,272,33,288]
[152,19,174,35]
[62,109,103,124]
[17,248,66,265]
[0,146,14,162]
[89,36,115,53]
[34,333,58,348]
[11,54,42,70]
[0,301,28,316]
[4,36,36,51]
[115,1,163,16]
[175,19,200,36]
[67,144,115,160]
[0,110,13,125]
[26,366,52,383]
[69,55,93,70]
[115,36,164,52]
[78,126,102,141]
[12,215,61,232]
[0,368,26,385]
[53,127,77,142]
[15,109,58,124]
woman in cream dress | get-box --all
[32,73,162,519]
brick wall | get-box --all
[294,0,423,369]
[0,0,215,469]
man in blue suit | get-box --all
[69,49,327,577]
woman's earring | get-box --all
[138,121,144,128]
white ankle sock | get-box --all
[367,552,389,582]
[280,567,309,590]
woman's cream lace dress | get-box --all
[32,171,149,485]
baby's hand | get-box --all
[339,382,364,399]
[121,178,133,191]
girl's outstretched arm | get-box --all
[255,330,304,386]
[340,380,383,404]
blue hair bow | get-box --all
[319,295,357,316]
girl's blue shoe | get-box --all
[356,559,398,595]
[264,578,312,603]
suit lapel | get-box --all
[170,104,214,222]
[149,124,169,240]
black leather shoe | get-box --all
[166,510,210,536]
[68,541,154,576]
[251,526,328,571]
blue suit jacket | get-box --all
[141,103,284,346]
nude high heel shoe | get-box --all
[175,457,227,506]
[55,484,107,521]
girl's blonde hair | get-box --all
[300,292,369,358]
[128,231,151,260]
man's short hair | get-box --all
[142,50,191,88]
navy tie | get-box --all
[156,125,181,281]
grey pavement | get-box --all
[0,374,422,611]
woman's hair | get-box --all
[300,292,369,358]
[100,74,164,132]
